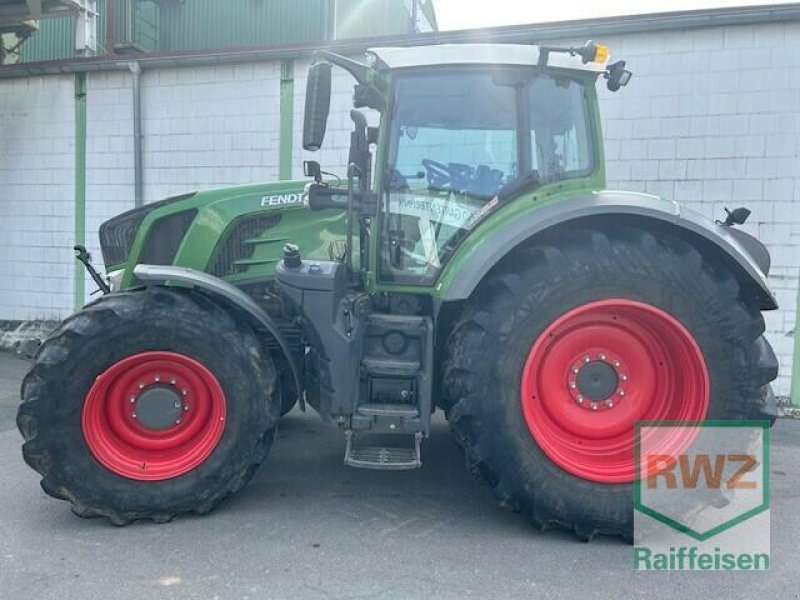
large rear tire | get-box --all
[17,287,280,525]
[441,222,777,541]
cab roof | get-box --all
[367,44,608,73]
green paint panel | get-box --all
[20,11,84,62]
[335,0,412,38]
[18,0,434,62]
[158,0,326,53]
[20,0,157,62]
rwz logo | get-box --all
[634,421,769,542]
[645,453,758,490]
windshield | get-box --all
[380,68,595,284]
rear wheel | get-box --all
[441,222,777,541]
[17,287,280,525]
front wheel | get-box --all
[17,287,280,525]
[441,223,777,541]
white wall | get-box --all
[142,62,282,201]
[0,75,75,321]
[590,22,800,396]
[0,21,797,395]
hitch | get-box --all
[74,245,110,295]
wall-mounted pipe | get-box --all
[74,72,87,310]
[129,61,143,207]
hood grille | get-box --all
[209,213,282,278]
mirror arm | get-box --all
[312,50,370,86]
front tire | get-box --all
[441,222,777,541]
[17,287,280,525]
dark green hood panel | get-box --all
[114,180,347,288]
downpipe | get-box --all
[129,61,143,208]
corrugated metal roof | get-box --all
[158,0,327,53]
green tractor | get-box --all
[18,42,778,540]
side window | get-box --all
[529,77,593,182]
[381,72,517,284]
[379,71,594,286]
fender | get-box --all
[435,191,778,310]
[133,264,303,404]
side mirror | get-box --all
[303,62,332,151]
[723,207,751,227]
[307,183,347,211]
[606,60,632,92]
[303,160,323,183]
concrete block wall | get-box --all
[585,21,800,396]
[0,75,75,321]
[142,62,282,202]
[0,20,797,395]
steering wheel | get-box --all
[421,159,451,188]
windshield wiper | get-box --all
[496,170,541,202]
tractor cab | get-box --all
[301,43,629,286]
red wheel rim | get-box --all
[82,351,227,481]
[520,299,709,484]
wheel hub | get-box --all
[575,360,618,401]
[134,385,184,430]
[568,353,627,411]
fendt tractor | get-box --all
[18,42,778,541]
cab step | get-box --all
[343,431,422,470]
[356,403,419,418]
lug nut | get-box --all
[584,356,591,363]
[129,397,136,404]
[591,403,598,411]
[183,405,190,411]
[613,361,621,367]
[175,419,181,425]
[618,390,625,396]
[170,379,177,385]
[620,375,628,381]
[577,395,584,404]
[181,390,188,396]
[606,400,614,408]
[154,375,160,382]
[570,383,577,389]
[138,383,145,389]
[599,354,606,361]
[573,368,580,374]
[132,413,137,419]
